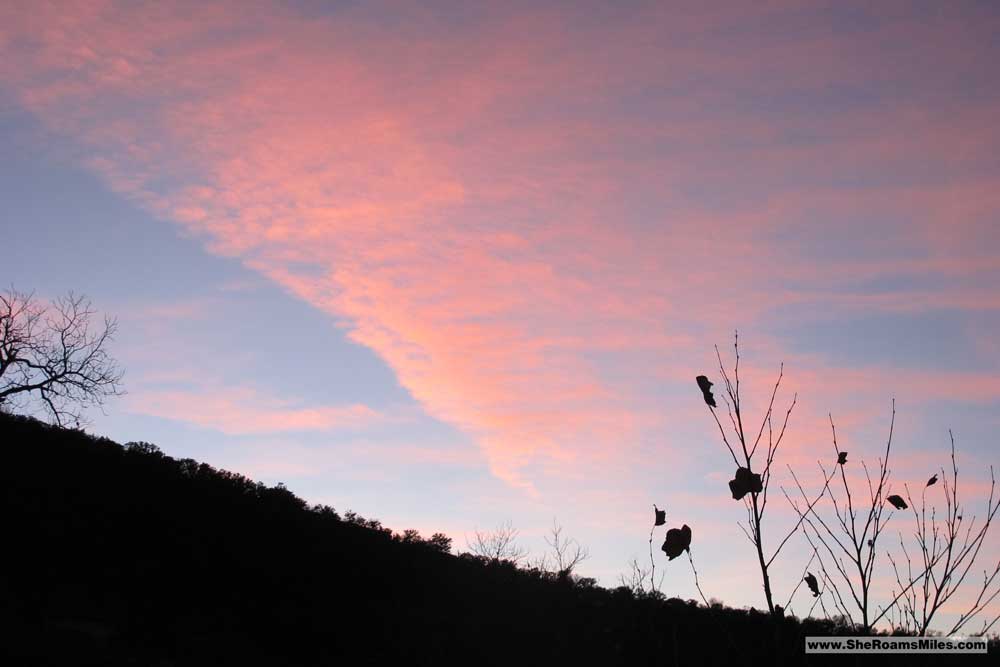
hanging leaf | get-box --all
[926,474,938,487]
[728,467,763,500]
[887,494,908,510]
[653,504,666,526]
[804,572,820,597]
[661,524,692,560]
[837,451,848,465]
[696,375,717,408]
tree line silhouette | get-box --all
[10,411,993,666]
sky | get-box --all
[2,0,999,631]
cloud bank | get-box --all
[2,0,998,491]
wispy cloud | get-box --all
[128,384,377,436]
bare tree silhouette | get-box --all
[466,520,529,565]
[530,519,590,578]
[0,288,123,426]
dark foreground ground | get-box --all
[1,412,994,666]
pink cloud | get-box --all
[129,385,377,435]
[1,0,998,495]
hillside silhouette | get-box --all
[1,412,992,666]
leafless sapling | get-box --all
[784,404,936,632]
[699,333,831,615]
[888,431,1000,636]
